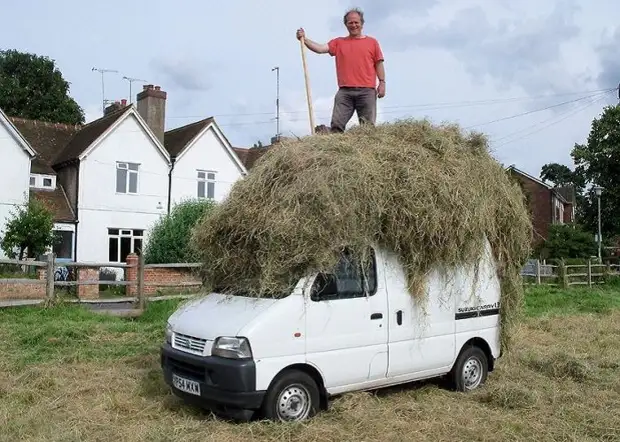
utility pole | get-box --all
[122,76,148,103]
[594,186,603,261]
[272,66,280,141]
[92,67,119,114]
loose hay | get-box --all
[191,119,532,349]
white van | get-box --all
[160,240,502,422]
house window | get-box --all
[108,228,143,263]
[553,197,564,225]
[197,171,215,199]
[29,174,55,188]
[116,162,139,194]
[53,230,74,260]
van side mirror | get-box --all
[310,272,338,301]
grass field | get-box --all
[1,286,619,442]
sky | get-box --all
[1,0,619,178]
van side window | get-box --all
[310,247,377,302]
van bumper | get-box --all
[160,343,266,414]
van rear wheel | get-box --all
[450,346,488,392]
[261,370,320,422]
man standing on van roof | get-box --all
[296,8,385,133]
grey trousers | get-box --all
[330,87,377,132]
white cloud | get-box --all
[1,0,619,179]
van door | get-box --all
[382,250,456,378]
[305,247,388,389]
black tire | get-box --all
[450,345,489,392]
[260,370,320,422]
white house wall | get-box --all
[170,127,244,206]
[0,121,31,258]
[76,114,169,263]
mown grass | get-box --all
[0,286,619,442]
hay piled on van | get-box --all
[191,119,532,349]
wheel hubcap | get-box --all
[276,384,311,421]
[462,356,483,389]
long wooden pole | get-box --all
[300,37,315,134]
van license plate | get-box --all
[172,374,200,396]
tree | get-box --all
[1,197,56,260]
[535,224,598,260]
[143,199,217,264]
[540,163,577,187]
[0,49,85,124]
[570,104,620,238]
[539,162,588,223]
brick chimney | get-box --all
[104,100,122,116]
[104,99,129,116]
[137,84,166,144]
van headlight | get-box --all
[212,337,252,359]
[165,323,173,344]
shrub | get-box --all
[1,197,56,260]
[143,199,216,264]
[536,224,597,260]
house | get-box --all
[7,84,256,265]
[11,93,172,265]
[159,103,247,209]
[507,165,576,245]
[0,108,36,259]
[10,115,81,262]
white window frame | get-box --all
[29,174,56,189]
[553,196,564,225]
[197,170,216,200]
[107,228,144,263]
[116,162,139,194]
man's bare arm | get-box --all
[304,38,329,54]
[296,28,329,54]
[376,60,385,81]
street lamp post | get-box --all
[593,186,603,261]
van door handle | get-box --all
[396,310,403,326]
[370,313,383,320]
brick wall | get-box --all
[1,255,201,301]
[125,254,202,296]
[142,267,201,295]
[0,269,47,301]
[77,268,99,300]
[512,173,553,246]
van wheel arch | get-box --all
[458,337,494,372]
[268,364,329,411]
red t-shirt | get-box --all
[328,35,384,88]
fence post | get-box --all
[560,260,568,288]
[138,253,145,310]
[536,259,541,285]
[587,259,592,287]
[46,253,55,301]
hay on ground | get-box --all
[191,119,532,349]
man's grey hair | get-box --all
[344,7,364,24]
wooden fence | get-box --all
[0,253,202,306]
[521,259,620,288]
[4,254,620,305]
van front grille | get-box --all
[173,332,207,355]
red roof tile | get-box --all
[164,118,214,158]
[30,186,76,223]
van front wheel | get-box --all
[450,346,488,392]
[261,370,320,422]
